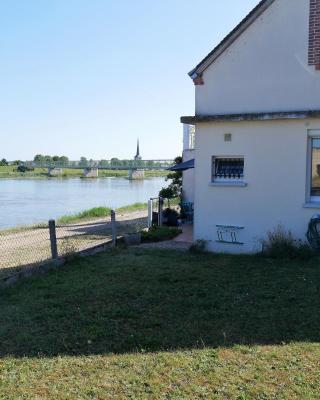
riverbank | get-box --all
[0,206,150,277]
[0,166,168,179]
[0,203,149,235]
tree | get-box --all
[99,159,109,167]
[0,159,8,166]
[59,156,69,165]
[79,157,88,167]
[44,155,52,163]
[34,154,45,163]
[159,156,183,199]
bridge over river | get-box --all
[22,160,174,179]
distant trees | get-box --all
[33,155,69,165]
[79,157,89,167]
[99,159,110,167]
[0,159,8,166]
[29,155,170,170]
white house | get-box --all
[182,124,195,203]
[181,0,320,253]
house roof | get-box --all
[167,159,194,172]
[181,110,320,124]
[189,0,276,80]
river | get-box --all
[0,177,167,229]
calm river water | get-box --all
[0,177,167,229]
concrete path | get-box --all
[138,224,193,251]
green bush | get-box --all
[141,227,182,243]
[262,225,314,260]
[189,239,208,254]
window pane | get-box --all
[213,157,244,180]
[311,139,320,197]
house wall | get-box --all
[196,0,320,115]
[182,124,195,202]
[194,119,320,253]
[182,149,195,202]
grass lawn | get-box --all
[0,249,320,399]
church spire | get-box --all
[134,139,142,160]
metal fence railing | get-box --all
[0,225,51,280]
[0,208,148,281]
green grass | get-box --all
[57,206,112,224]
[0,249,320,398]
[57,203,148,224]
[141,226,182,242]
[0,165,169,179]
[117,202,147,214]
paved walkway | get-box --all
[138,224,193,251]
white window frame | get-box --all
[212,156,245,184]
[307,131,320,203]
[189,125,195,150]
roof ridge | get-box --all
[189,0,276,82]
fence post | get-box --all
[158,197,163,227]
[111,210,117,247]
[147,199,153,229]
[49,219,58,260]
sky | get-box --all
[0,0,259,161]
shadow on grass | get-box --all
[0,248,319,357]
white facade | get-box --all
[196,0,320,115]
[182,124,195,203]
[194,120,320,253]
[185,0,320,253]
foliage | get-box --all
[141,226,182,242]
[190,239,208,254]
[0,159,8,166]
[17,165,34,173]
[0,249,320,398]
[159,156,183,199]
[262,224,314,260]
[0,165,168,179]
[162,207,179,226]
[34,154,69,165]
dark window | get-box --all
[311,138,320,197]
[213,157,244,181]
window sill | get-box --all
[209,181,248,187]
[303,202,320,209]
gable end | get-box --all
[189,0,276,85]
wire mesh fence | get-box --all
[0,207,149,281]
[0,225,52,280]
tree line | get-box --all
[0,155,172,168]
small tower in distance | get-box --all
[134,139,142,161]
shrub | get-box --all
[162,208,179,227]
[189,239,208,254]
[141,227,182,243]
[262,225,314,260]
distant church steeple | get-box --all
[134,139,142,160]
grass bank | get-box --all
[0,166,168,179]
[57,199,181,224]
[0,249,319,398]
[57,203,148,224]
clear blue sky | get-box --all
[0,0,258,160]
